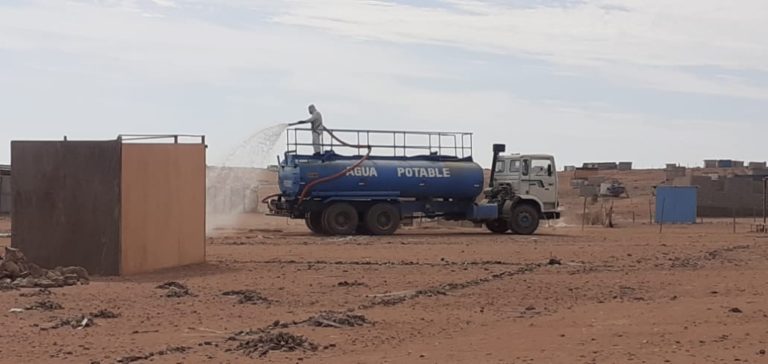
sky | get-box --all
[1,0,767,168]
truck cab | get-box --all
[480,147,561,235]
[493,154,559,219]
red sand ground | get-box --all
[1,169,767,363]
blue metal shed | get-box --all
[655,186,697,224]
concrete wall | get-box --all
[674,174,766,217]
[11,141,122,275]
[665,167,686,181]
[120,144,206,275]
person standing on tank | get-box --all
[290,104,324,154]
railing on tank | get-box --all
[286,127,473,158]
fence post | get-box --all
[763,177,767,226]
[658,197,665,234]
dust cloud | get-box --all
[206,123,288,233]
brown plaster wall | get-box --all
[120,144,205,275]
[10,141,121,275]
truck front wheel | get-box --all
[508,204,540,235]
[485,219,509,234]
[322,203,358,235]
[364,203,400,235]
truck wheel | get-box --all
[485,219,509,234]
[305,211,325,234]
[322,203,358,235]
[364,203,400,235]
[508,204,540,235]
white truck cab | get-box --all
[494,153,560,220]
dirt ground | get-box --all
[1,167,768,363]
[2,212,768,364]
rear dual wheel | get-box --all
[322,203,358,235]
[305,211,325,234]
[364,203,400,235]
[311,202,400,236]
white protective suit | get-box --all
[295,104,324,154]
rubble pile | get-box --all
[306,311,370,328]
[155,281,194,298]
[91,309,120,319]
[45,314,95,330]
[232,331,318,357]
[0,279,14,291]
[222,289,270,304]
[19,288,53,297]
[0,247,89,289]
[25,299,63,311]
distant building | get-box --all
[617,162,633,171]
[0,164,10,214]
[717,160,733,168]
[703,160,718,168]
[748,161,767,169]
[582,162,618,170]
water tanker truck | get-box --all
[266,128,560,235]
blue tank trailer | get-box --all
[267,138,560,235]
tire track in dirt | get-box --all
[357,263,543,309]
[215,258,529,267]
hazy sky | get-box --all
[1,0,767,168]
